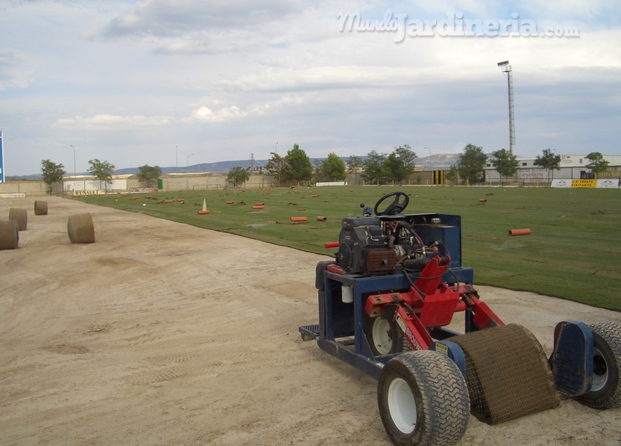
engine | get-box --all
[335,216,437,275]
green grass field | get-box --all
[79,186,621,311]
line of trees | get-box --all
[359,145,417,185]
[38,145,612,193]
[449,147,610,185]
[228,143,611,187]
[251,143,417,187]
[40,159,163,195]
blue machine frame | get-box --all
[300,212,474,380]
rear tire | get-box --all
[575,321,621,409]
[364,313,401,356]
[378,350,469,446]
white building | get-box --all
[484,154,621,184]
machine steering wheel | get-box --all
[374,191,410,216]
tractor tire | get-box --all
[377,350,469,446]
[364,313,402,357]
[575,321,621,409]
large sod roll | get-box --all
[67,213,95,244]
[34,200,48,215]
[0,220,19,250]
[8,208,27,231]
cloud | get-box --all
[517,0,621,28]
[0,48,33,90]
[98,0,341,55]
[102,0,307,38]
[53,114,170,130]
[1,0,620,176]
[188,103,270,122]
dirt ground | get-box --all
[1,196,620,446]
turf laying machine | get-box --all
[299,191,621,446]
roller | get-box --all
[450,324,559,425]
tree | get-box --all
[137,165,162,188]
[282,144,313,184]
[226,166,250,187]
[382,145,417,184]
[457,144,487,185]
[533,148,561,182]
[362,150,387,184]
[312,159,323,178]
[394,145,417,179]
[88,159,115,192]
[445,165,459,185]
[40,159,65,195]
[382,152,404,183]
[318,153,347,181]
[266,152,286,186]
[346,155,363,185]
[585,152,609,178]
[492,149,519,184]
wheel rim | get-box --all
[372,318,393,355]
[591,346,609,392]
[387,377,417,434]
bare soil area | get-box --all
[1,196,620,445]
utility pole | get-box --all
[70,145,76,177]
[497,61,515,154]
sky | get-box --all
[1,0,620,176]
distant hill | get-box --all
[114,159,271,175]
[116,154,460,175]
[11,154,461,179]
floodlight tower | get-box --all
[70,145,76,177]
[497,60,515,154]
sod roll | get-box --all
[67,213,95,244]
[34,200,48,216]
[0,220,19,250]
[8,208,27,231]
